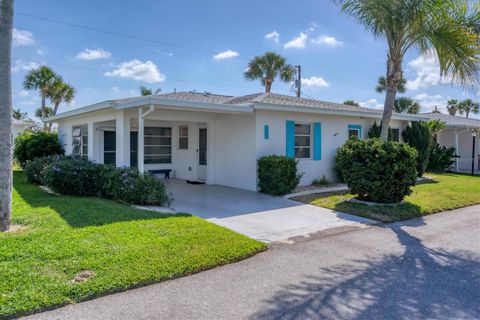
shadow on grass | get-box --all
[252,218,480,319]
[14,171,189,228]
[332,201,423,223]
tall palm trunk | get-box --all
[48,102,60,131]
[265,78,273,93]
[0,0,14,232]
[41,91,48,131]
[380,55,401,141]
[465,110,470,118]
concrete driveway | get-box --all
[162,179,374,242]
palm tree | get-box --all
[446,99,459,115]
[48,81,75,131]
[337,0,480,140]
[0,0,14,232]
[35,106,54,119]
[12,108,28,120]
[376,76,407,94]
[458,99,480,118]
[140,86,161,96]
[23,66,61,131]
[394,97,420,114]
[343,100,360,106]
[244,52,295,93]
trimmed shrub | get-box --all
[367,121,394,140]
[43,157,106,196]
[24,155,64,184]
[258,155,301,195]
[14,131,64,168]
[336,139,418,203]
[427,143,459,172]
[401,121,432,177]
[102,167,171,206]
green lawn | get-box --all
[295,173,480,222]
[0,171,266,318]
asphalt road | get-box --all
[24,205,480,320]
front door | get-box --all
[198,127,207,181]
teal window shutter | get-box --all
[264,124,269,140]
[313,122,321,160]
[286,120,295,157]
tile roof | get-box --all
[422,112,480,128]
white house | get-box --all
[45,91,426,191]
[423,112,480,173]
[12,119,32,139]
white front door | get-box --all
[197,127,207,181]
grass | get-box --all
[295,172,480,223]
[0,171,266,318]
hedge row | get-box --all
[25,156,171,206]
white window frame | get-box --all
[178,125,188,150]
[294,122,312,159]
[144,127,172,164]
[72,125,88,157]
[391,128,400,142]
[348,128,361,139]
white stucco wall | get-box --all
[437,128,479,171]
[254,109,408,186]
[214,113,257,190]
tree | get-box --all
[48,81,75,131]
[394,97,420,114]
[35,106,54,119]
[23,66,61,131]
[428,119,446,143]
[458,99,480,118]
[446,99,459,115]
[402,121,432,177]
[337,0,480,140]
[343,100,360,106]
[244,52,295,93]
[376,76,406,94]
[140,86,161,96]
[0,0,14,231]
[12,108,28,120]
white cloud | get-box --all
[311,35,343,47]
[76,48,111,60]
[359,98,384,109]
[12,28,35,46]
[265,31,280,43]
[17,90,29,97]
[301,76,329,87]
[11,60,39,73]
[105,59,166,83]
[406,50,454,90]
[414,93,447,112]
[213,50,239,60]
[284,32,308,49]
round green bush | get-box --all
[14,131,64,168]
[258,155,301,195]
[24,155,65,184]
[102,167,172,206]
[336,138,418,203]
[43,157,106,196]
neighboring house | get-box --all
[423,113,480,172]
[45,91,425,191]
[12,119,32,139]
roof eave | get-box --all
[44,101,114,122]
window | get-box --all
[348,128,360,139]
[178,126,188,150]
[294,123,311,159]
[144,127,172,164]
[72,125,88,157]
[391,128,400,142]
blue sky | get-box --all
[12,0,480,119]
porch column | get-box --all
[138,104,155,173]
[138,107,145,173]
[455,129,459,172]
[87,122,94,162]
[116,111,129,167]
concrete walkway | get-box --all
[161,179,375,242]
[24,205,480,320]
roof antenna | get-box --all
[173,88,176,94]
